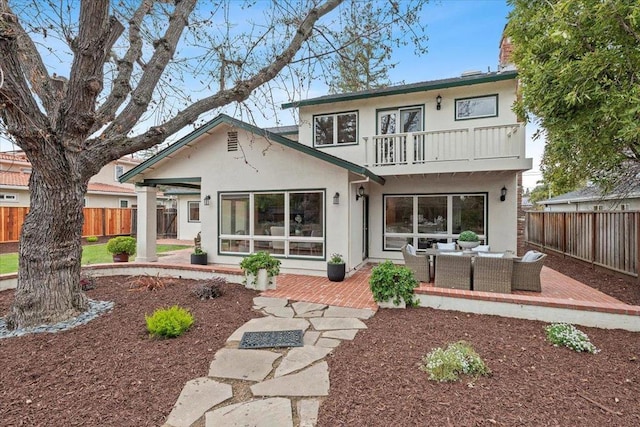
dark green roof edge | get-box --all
[282,71,518,109]
[120,114,385,185]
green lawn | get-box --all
[0,243,190,275]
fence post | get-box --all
[636,212,640,282]
[562,212,566,256]
[591,212,597,266]
[541,212,546,251]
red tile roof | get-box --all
[0,171,134,194]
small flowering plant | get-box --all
[545,323,599,354]
[420,341,491,382]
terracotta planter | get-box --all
[327,263,346,282]
[190,253,208,265]
[112,253,130,263]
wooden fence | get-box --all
[526,211,638,278]
[131,207,177,239]
[0,207,132,243]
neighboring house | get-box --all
[541,186,640,212]
[121,66,532,273]
[0,152,140,208]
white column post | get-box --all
[135,185,158,262]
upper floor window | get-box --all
[377,106,423,135]
[314,111,357,146]
[455,94,498,120]
[115,165,124,181]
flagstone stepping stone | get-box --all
[209,348,281,381]
[292,301,327,315]
[227,317,310,342]
[303,331,321,345]
[324,306,375,319]
[316,337,341,348]
[263,306,295,318]
[322,329,359,340]
[274,345,332,377]
[295,310,325,318]
[298,399,320,427]
[253,296,288,308]
[309,317,367,331]
[205,397,293,427]
[165,377,232,427]
[251,362,329,397]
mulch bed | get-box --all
[0,252,638,426]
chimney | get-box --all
[499,26,515,71]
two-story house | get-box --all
[120,68,532,272]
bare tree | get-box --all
[0,0,428,329]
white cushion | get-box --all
[437,242,456,250]
[471,245,490,252]
[440,251,464,256]
[521,250,542,262]
[478,252,504,258]
[406,244,416,255]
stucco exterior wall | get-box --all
[177,195,202,241]
[296,78,519,166]
[84,194,137,208]
[544,198,640,212]
[0,188,29,206]
[134,124,354,274]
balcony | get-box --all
[364,123,530,175]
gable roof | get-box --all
[120,114,385,185]
[282,70,518,109]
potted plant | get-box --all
[106,236,136,262]
[190,232,207,265]
[240,251,281,291]
[457,230,480,251]
[327,253,346,282]
[369,260,418,308]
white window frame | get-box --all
[188,201,200,222]
[313,111,358,147]
[0,193,18,202]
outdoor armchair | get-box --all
[401,244,431,282]
[511,253,547,292]
[434,253,471,290]
[473,256,514,293]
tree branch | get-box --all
[0,1,50,151]
[92,0,155,133]
[61,0,123,146]
[95,0,344,160]
[101,0,198,139]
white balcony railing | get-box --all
[365,123,525,167]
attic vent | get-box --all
[227,131,238,152]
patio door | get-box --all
[376,107,423,164]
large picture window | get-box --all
[219,191,324,258]
[455,95,498,120]
[384,194,486,251]
[314,112,357,146]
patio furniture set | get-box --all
[401,244,546,294]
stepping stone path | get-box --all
[163,296,375,427]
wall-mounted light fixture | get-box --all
[203,195,211,206]
[436,94,442,110]
[500,186,507,202]
[333,192,340,205]
[355,185,366,201]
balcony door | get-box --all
[376,107,423,164]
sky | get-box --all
[0,0,544,189]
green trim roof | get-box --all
[119,114,384,185]
[282,70,518,109]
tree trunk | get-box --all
[6,168,88,330]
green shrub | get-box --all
[145,305,194,338]
[458,230,479,242]
[86,236,99,243]
[545,323,598,353]
[106,236,137,255]
[420,341,491,382]
[192,277,225,300]
[369,260,418,307]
